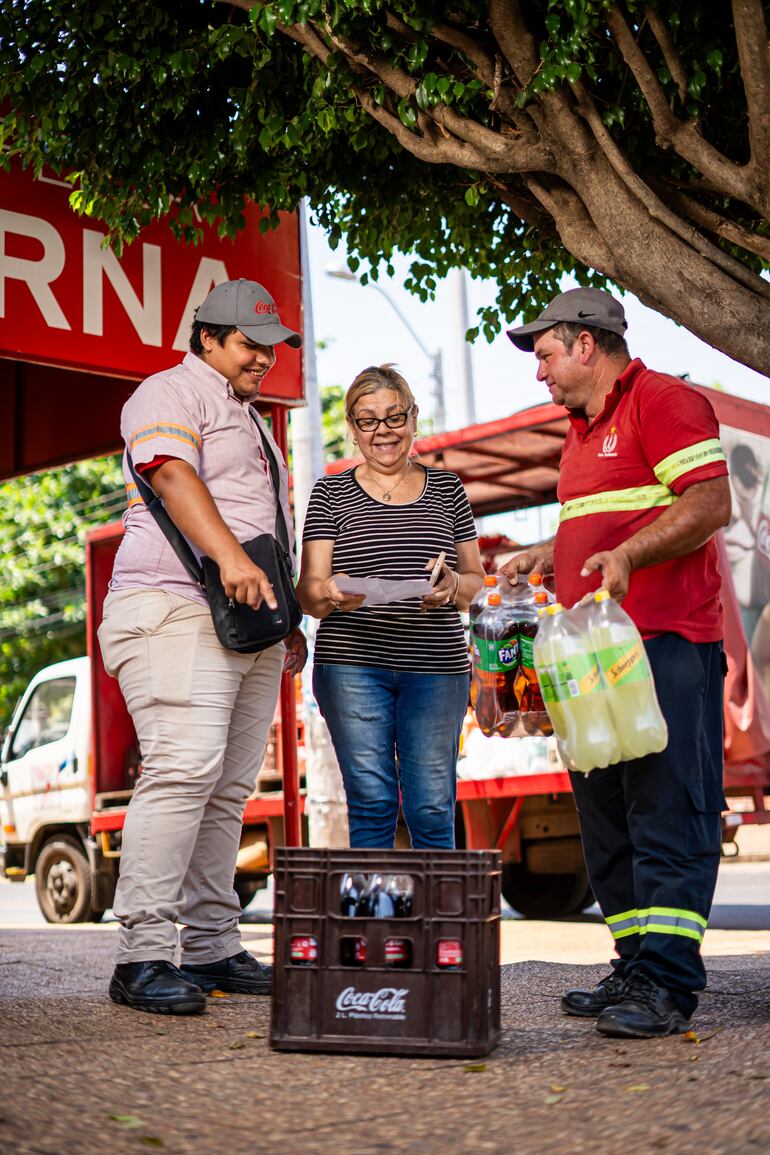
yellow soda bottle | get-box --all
[534,603,621,773]
[586,590,668,759]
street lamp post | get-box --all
[326,266,446,430]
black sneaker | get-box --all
[109,960,207,1016]
[561,972,626,1017]
[596,971,690,1038]
[179,950,272,995]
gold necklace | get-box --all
[364,461,412,502]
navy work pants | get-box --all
[570,634,725,1016]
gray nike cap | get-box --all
[506,287,627,351]
[195,278,302,348]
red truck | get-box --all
[2,385,769,922]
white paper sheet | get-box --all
[334,574,434,606]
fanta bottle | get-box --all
[585,590,668,759]
[469,574,499,632]
[471,593,519,737]
[534,603,621,773]
[515,590,552,736]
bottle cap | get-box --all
[483,575,497,587]
[534,591,549,604]
[488,593,502,605]
[595,589,611,602]
[528,573,543,586]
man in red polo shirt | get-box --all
[503,288,731,1039]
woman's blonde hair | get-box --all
[345,364,416,422]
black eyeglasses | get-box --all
[352,408,413,432]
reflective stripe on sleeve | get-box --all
[125,483,143,509]
[653,439,726,488]
[559,484,675,523]
[128,423,202,452]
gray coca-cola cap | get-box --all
[506,287,627,351]
[195,278,302,348]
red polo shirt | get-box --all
[554,359,728,641]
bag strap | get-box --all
[125,453,206,588]
[125,409,292,585]
[250,410,292,560]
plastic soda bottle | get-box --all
[586,590,668,759]
[469,574,499,632]
[515,590,553,736]
[534,603,621,773]
[471,593,518,737]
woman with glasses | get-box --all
[297,364,485,848]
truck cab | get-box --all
[0,656,102,921]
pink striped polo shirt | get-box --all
[110,352,295,605]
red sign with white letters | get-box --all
[0,162,303,402]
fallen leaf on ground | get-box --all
[683,1030,699,1043]
[544,1094,563,1105]
[246,1030,266,1039]
[463,1063,487,1073]
[108,1115,145,1130]
[229,1040,246,1050]
[210,990,229,999]
[550,1083,567,1093]
[624,1084,651,1093]
[140,1138,164,1148]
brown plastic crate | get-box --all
[270,847,501,1057]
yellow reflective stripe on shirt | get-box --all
[653,439,726,488]
[125,483,142,509]
[559,484,676,523]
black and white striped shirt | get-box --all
[303,467,477,673]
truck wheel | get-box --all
[34,837,103,924]
[502,862,593,919]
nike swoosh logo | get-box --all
[577,310,596,318]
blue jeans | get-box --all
[312,664,469,849]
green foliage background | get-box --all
[0,457,124,733]
[3,0,756,346]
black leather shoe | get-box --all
[561,973,626,1017]
[179,950,272,995]
[109,961,207,1015]
[596,971,690,1038]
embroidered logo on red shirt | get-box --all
[255,301,278,316]
[598,426,618,458]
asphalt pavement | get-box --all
[1,848,769,1155]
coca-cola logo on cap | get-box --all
[255,300,279,316]
[335,986,408,1020]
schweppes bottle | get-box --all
[534,603,621,773]
[586,590,668,760]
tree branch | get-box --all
[571,79,770,301]
[651,180,770,265]
[488,0,539,88]
[607,3,760,212]
[524,176,625,282]
[643,6,688,103]
[732,0,770,171]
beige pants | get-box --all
[98,589,283,964]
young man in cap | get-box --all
[503,287,731,1038]
[99,279,307,1015]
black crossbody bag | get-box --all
[127,415,302,654]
